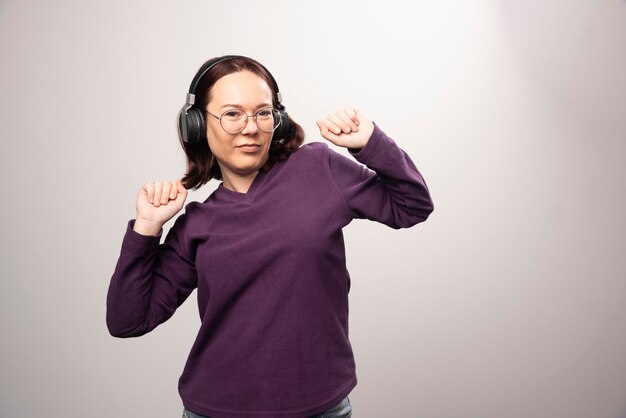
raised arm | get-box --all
[316,108,433,228]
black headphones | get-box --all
[177,55,290,146]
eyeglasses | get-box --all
[205,106,281,134]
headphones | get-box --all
[177,55,290,146]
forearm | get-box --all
[106,220,162,337]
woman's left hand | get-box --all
[316,107,374,150]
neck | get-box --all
[221,169,259,193]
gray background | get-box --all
[1,0,625,417]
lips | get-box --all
[237,143,262,153]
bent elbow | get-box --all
[419,200,434,222]
[106,311,149,338]
[413,194,434,223]
[107,323,149,339]
[107,325,130,338]
[393,198,434,229]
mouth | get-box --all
[237,143,262,153]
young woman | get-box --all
[106,55,434,418]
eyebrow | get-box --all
[220,103,272,110]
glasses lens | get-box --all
[257,107,281,132]
[220,109,246,134]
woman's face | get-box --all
[205,70,274,179]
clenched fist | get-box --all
[315,107,374,151]
[133,179,188,236]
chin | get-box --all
[235,155,268,171]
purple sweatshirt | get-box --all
[106,122,433,417]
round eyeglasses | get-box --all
[205,106,281,134]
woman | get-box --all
[106,55,434,418]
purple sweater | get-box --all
[106,122,433,417]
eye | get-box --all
[257,108,273,118]
[223,110,243,119]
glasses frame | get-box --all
[205,106,281,134]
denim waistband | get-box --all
[182,395,352,418]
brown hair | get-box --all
[177,56,305,191]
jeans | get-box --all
[182,395,352,418]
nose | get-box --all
[240,115,258,134]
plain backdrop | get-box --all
[1,0,625,417]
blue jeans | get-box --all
[182,396,352,418]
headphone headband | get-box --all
[185,55,283,108]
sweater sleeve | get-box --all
[106,212,198,338]
[325,121,434,229]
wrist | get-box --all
[132,218,163,236]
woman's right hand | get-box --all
[133,179,188,235]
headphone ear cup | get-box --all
[272,110,290,145]
[180,108,206,144]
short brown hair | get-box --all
[177,56,305,191]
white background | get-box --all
[1,0,625,416]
